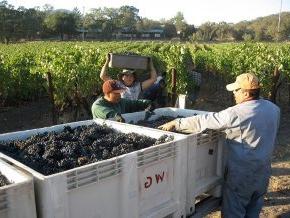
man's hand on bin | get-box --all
[149,57,154,70]
[105,53,110,64]
[115,114,125,123]
[144,102,156,121]
[158,120,176,131]
[145,102,156,112]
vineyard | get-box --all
[1,41,290,217]
[1,41,290,111]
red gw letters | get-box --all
[144,171,165,189]
[155,171,165,184]
[144,177,152,188]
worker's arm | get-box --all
[122,98,152,113]
[141,58,157,91]
[92,101,117,119]
[159,108,233,133]
[100,54,111,81]
[175,109,233,133]
[93,106,125,122]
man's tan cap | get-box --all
[226,73,260,91]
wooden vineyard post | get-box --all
[171,68,177,107]
[79,95,91,117]
[46,72,57,125]
[269,67,280,104]
[288,82,290,108]
[72,86,91,121]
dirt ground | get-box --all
[0,75,289,217]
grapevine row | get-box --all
[0,42,289,107]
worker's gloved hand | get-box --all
[144,102,156,121]
[145,102,156,112]
[107,53,111,61]
[158,120,176,131]
[114,114,125,123]
[104,53,110,65]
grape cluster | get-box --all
[0,124,173,175]
[0,172,11,187]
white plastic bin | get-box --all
[0,159,37,218]
[0,119,187,218]
[122,107,225,215]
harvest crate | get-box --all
[109,53,150,70]
[0,159,37,218]
[122,107,225,216]
[0,119,187,218]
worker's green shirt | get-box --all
[91,96,151,119]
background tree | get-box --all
[72,7,82,29]
[162,21,177,38]
[232,12,290,41]
[193,22,218,41]
[171,11,188,39]
[42,4,53,13]
[44,10,78,40]
[83,7,119,39]
[1,1,290,42]
[171,12,187,32]
[215,22,233,41]
[276,12,290,40]
[232,21,250,41]
[183,24,196,40]
[0,1,17,43]
[18,7,43,40]
[136,18,162,31]
[117,6,140,32]
[83,8,104,30]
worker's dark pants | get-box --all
[142,83,166,107]
[221,167,270,218]
[222,183,264,218]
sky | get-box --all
[8,0,290,26]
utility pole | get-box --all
[82,6,85,41]
[277,0,283,39]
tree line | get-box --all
[0,0,289,43]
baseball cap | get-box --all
[102,80,126,94]
[226,73,260,91]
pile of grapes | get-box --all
[0,172,11,187]
[0,124,173,175]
